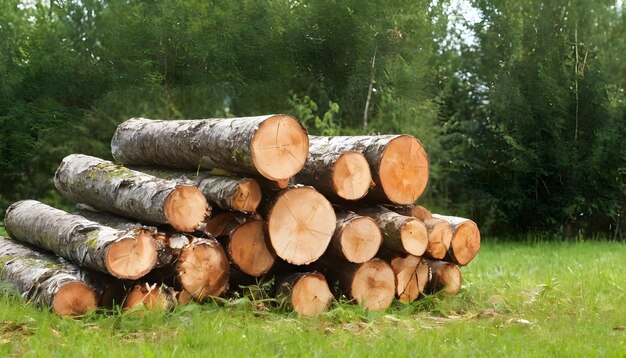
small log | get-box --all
[276,272,334,317]
[327,211,382,263]
[5,200,157,280]
[356,206,428,256]
[111,115,309,181]
[123,283,178,311]
[432,214,481,265]
[307,135,429,205]
[55,154,208,232]
[380,252,430,303]
[175,237,230,300]
[0,237,99,316]
[294,147,372,201]
[263,186,336,265]
[425,259,462,296]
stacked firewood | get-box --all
[0,114,480,317]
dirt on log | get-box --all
[111,115,309,182]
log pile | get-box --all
[1,114,480,317]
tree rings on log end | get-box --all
[232,179,262,212]
[339,216,381,263]
[291,273,334,317]
[177,240,229,300]
[389,255,429,303]
[105,230,157,280]
[52,281,98,316]
[400,218,428,256]
[251,114,309,181]
[351,259,395,311]
[164,185,208,232]
[333,151,372,200]
[379,135,429,205]
[451,220,481,265]
[229,220,276,277]
[267,187,336,265]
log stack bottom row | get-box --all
[1,114,480,317]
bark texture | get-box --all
[356,206,428,256]
[5,200,157,280]
[111,115,309,181]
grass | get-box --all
[0,238,625,357]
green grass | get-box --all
[1,239,625,357]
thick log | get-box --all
[276,272,334,317]
[5,200,157,280]
[55,154,208,232]
[326,212,382,263]
[425,259,462,296]
[111,115,309,181]
[307,135,429,205]
[123,283,178,311]
[356,206,428,256]
[294,146,372,200]
[379,252,430,303]
[432,214,481,265]
[0,237,99,316]
[263,186,336,265]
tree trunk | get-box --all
[326,211,381,263]
[55,154,208,232]
[432,214,481,266]
[275,272,334,317]
[379,251,430,303]
[122,283,178,311]
[294,143,373,201]
[307,135,429,205]
[356,206,428,256]
[0,237,99,316]
[111,115,309,181]
[131,169,262,213]
[5,200,157,280]
[425,259,462,296]
[263,186,336,265]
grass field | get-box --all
[0,236,624,357]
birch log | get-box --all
[356,206,428,256]
[276,272,334,317]
[111,115,309,181]
[4,200,157,280]
[54,154,208,232]
[432,214,481,265]
[307,135,429,204]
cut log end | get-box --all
[379,135,429,205]
[291,273,334,317]
[333,151,372,200]
[205,212,238,237]
[123,284,174,311]
[340,217,382,263]
[229,220,276,277]
[177,240,230,300]
[425,219,453,260]
[400,219,428,256]
[232,179,262,212]
[268,187,336,265]
[105,230,157,280]
[52,281,98,316]
[251,114,309,181]
[351,259,395,311]
[451,220,481,265]
[430,262,462,296]
[164,185,208,232]
[389,255,429,303]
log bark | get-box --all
[294,145,372,201]
[386,205,433,221]
[131,169,262,213]
[308,135,429,205]
[379,251,430,303]
[276,272,334,317]
[111,115,309,181]
[0,237,99,316]
[356,206,428,256]
[326,211,381,263]
[432,214,481,266]
[263,186,336,265]
[5,200,157,280]
[425,259,462,296]
[55,154,208,232]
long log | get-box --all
[55,154,208,232]
[307,135,429,205]
[425,259,462,296]
[0,237,99,316]
[326,212,382,263]
[275,272,334,317]
[111,115,309,181]
[379,252,430,303]
[432,214,481,265]
[263,186,336,265]
[5,200,157,280]
[356,206,428,256]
